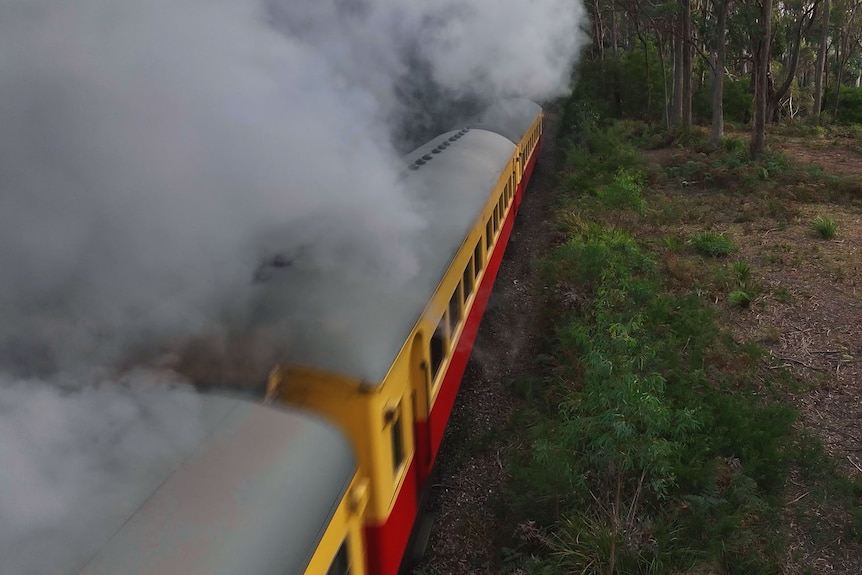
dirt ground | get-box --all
[642,140,862,573]
[416,126,862,574]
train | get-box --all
[58,98,543,575]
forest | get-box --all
[579,0,862,151]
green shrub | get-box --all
[595,169,647,215]
[823,85,862,124]
[812,215,838,239]
[729,289,753,308]
[732,261,752,284]
[691,231,736,257]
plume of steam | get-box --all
[0,0,587,572]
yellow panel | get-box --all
[274,365,413,523]
[304,473,369,575]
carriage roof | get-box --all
[464,98,542,144]
[65,395,354,575]
[257,128,516,383]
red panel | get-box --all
[518,135,542,200]
[414,193,518,485]
[363,461,420,575]
[413,133,543,486]
[373,127,544,573]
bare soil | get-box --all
[416,126,862,575]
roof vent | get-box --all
[415,159,426,165]
[409,164,420,170]
[422,154,433,161]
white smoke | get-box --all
[0,0,587,572]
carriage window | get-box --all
[430,320,446,380]
[449,285,462,331]
[474,241,483,276]
[326,541,350,575]
[493,209,499,233]
[485,219,493,250]
[390,407,404,471]
[463,259,474,301]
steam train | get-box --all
[65,99,542,575]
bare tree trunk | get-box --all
[711,0,730,144]
[682,0,693,128]
[813,0,830,119]
[671,24,684,124]
[639,33,653,121]
[611,0,619,57]
[657,32,671,128]
[751,0,773,157]
[594,0,606,60]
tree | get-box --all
[711,0,732,143]
[812,0,831,118]
[751,0,773,157]
[767,0,819,121]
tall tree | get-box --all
[832,0,862,117]
[682,0,694,127]
[671,34,684,123]
[711,0,732,143]
[813,0,832,119]
[767,0,819,121]
[751,0,773,157]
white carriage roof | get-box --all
[256,128,517,383]
[62,395,354,575]
[465,98,542,144]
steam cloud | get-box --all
[0,0,587,571]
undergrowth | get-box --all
[498,110,862,574]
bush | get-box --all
[812,215,838,239]
[729,289,753,308]
[572,44,668,123]
[693,77,753,125]
[691,231,736,257]
[823,85,862,124]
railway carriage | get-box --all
[264,99,543,574]
[47,99,542,575]
[55,396,368,575]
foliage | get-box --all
[812,215,838,239]
[499,86,862,574]
[572,46,668,123]
[824,86,862,125]
[728,289,753,308]
[505,217,795,573]
[693,78,754,125]
[690,231,736,256]
[561,116,645,193]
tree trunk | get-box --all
[657,32,671,128]
[639,33,653,121]
[671,32,683,124]
[813,0,831,119]
[711,0,730,144]
[768,6,817,122]
[751,0,773,158]
[682,0,693,127]
[594,0,606,60]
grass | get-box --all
[729,289,753,308]
[691,231,736,257]
[812,215,839,239]
[498,110,862,575]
